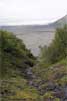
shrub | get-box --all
[0,30,36,78]
[39,25,67,66]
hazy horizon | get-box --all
[0,0,67,25]
[0,15,67,26]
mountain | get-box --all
[0,15,67,32]
[47,14,67,29]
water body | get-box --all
[16,31,55,56]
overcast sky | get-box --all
[0,0,67,25]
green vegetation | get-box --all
[0,30,36,78]
[0,77,41,101]
[0,30,40,101]
[33,25,67,100]
[39,25,67,66]
[0,25,67,101]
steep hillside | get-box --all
[32,58,67,100]
[0,30,40,101]
[32,25,67,101]
[0,25,67,101]
[48,15,67,29]
[0,30,36,78]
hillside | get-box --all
[32,25,67,100]
[32,58,67,100]
[47,15,67,29]
[0,31,40,101]
[0,25,67,101]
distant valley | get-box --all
[0,15,67,55]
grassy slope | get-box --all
[32,58,67,100]
[1,58,66,101]
[0,30,40,101]
[0,76,40,101]
[0,29,67,101]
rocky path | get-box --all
[26,67,67,101]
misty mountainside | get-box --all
[47,14,67,29]
[0,15,67,32]
[0,15,67,55]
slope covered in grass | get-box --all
[32,25,67,100]
[0,30,40,101]
[0,30,36,78]
[0,25,67,101]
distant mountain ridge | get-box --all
[47,14,67,29]
[0,15,67,33]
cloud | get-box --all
[0,0,67,25]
